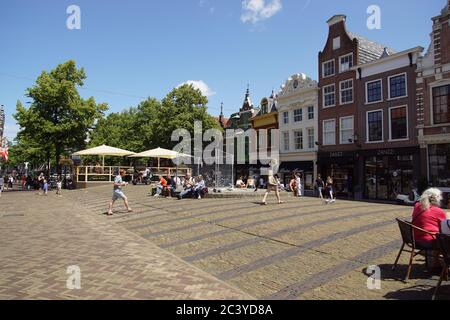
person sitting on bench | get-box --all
[177,173,194,200]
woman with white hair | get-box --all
[412,188,449,266]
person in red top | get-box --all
[154,176,168,197]
[412,188,449,269]
[412,188,447,244]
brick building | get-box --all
[352,46,423,201]
[416,0,450,192]
[317,14,396,199]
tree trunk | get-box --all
[55,145,62,175]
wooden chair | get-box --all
[432,234,450,300]
[393,218,437,281]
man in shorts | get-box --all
[107,169,133,216]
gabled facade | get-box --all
[277,73,318,189]
[317,14,396,199]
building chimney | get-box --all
[327,14,346,27]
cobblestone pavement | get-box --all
[0,190,251,300]
[1,185,449,300]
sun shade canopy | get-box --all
[73,145,136,157]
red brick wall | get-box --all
[318,20,359,153]
[356,65,418,149]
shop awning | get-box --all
[279,161,314,173]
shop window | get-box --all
[429,144,450,187]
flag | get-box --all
[0,147,8,162]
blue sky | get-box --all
[0,0,446,141]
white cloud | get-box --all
[178,80,216,97]
[199,0,215,14]
[241,0,282,24]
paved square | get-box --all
[1,185,449,300]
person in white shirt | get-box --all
[194,175,206,199]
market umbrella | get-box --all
[129,147,193,176]
[73,145,136,167]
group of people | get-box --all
[107,170,208,215]
[315,174,336,204]
[153,173,206,200]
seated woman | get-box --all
[177,174,194,200]
[235,176,247,189]
[193,175,206,200]
[154,176,168,197]
[247,177,256,189]
[412,188,449,268]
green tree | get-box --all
[14,60,107,173]
[89,85,220,155]
[156,84,222,148]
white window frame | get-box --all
[307,128,315,149]
[365,79,383,104]
[294,130,303,151]
[308,106,315,120]
[322,59,335,78]
[293,108,303,123]
[283,111,289,125]
[339,116,354,145]
[388,105,409,141]
[430,81,450,126]
[323,119,336,146]
[283,131,290,151]
[339,53,353,73]
[388,72,408,100]
[339,79,354,105]
[322,84,336,108]
[366,109,384,143]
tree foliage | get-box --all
[89,84,221,152]
[14,60,107,173]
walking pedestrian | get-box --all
[295,172,303,198]
[325,176,335,204]
[315,174,325,200]
[56,175,62,196]
[43,179,49,196]
[0,175,4,197]
[261,172,283,205]
[107,169,133,216]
